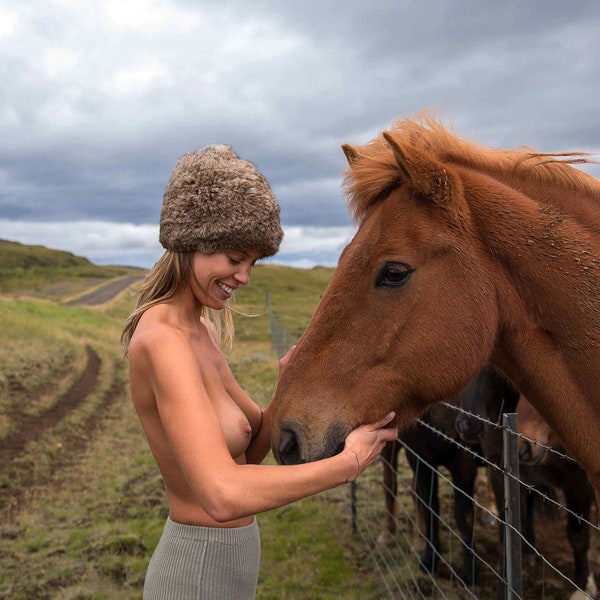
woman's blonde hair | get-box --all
[121,251,234,354]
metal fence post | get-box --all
[502,412,523,599]
[267,292,294,357]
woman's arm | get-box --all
[140,331,397,523]
[197,413,396,523]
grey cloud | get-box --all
[1,0,599,267]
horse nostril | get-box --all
[455,416,483,444]
[278,427,302,465]
[276,420,349,464]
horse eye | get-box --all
[375,262,413,288]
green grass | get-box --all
[0,243,389,599]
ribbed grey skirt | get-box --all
[143,517,261,599]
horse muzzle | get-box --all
[455,413,484,445]
[518,438,548,466]
[273,419,349,465]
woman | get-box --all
[121,145,398,599]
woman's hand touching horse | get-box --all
[343,412,398,482]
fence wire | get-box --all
[352,408,600,600]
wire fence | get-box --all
[266,302,600,600]
[351,404,600,600]
[267,293,295,359]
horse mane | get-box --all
[344,111,599,224]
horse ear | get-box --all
[382,132,414,183]
[383,131,454,204]
[341,143,360,166]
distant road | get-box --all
[65,275,143,306]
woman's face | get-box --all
[190,249,263,309]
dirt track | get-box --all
[0,347,100,476]
[0,277,139,517]
[65,275,142,306]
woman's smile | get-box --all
[216,280,235,299]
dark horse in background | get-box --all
[381,366,517,592]
[271,112,600,508]
[456,367,597,599]
[456,366,536,600]
[380,401,480,586]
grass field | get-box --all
[0,241,389,599]
[3,241,594,600]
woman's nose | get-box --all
[234,265,251,285]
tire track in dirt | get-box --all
[0,346,100,472]
[1,276,135,467]
[0,345,129,518]
[1,277,138,518]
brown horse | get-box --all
[517,397,597,599]
[270,112,600,506]
[517,396,561,465]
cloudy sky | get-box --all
[1,0,599,269]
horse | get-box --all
[517,397,597,600]
[380,401,480,585]
[455,366,539,599]
[270,112,600,507]
[456,370,597,599]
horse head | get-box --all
[272,131,502,464]
[517,397,558,466]
[454,365,520,445]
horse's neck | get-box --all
[469,176,600,344]
[473,177,600,482]
[496,334,600,490]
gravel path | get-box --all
[65,275,143,306]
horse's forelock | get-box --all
[344,114,457,223]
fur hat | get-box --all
[159,145,283,257]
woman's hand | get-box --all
[343,412,398,481]
[279,344,297,375]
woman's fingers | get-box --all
[278,345,297,373]
[367,411,396,431]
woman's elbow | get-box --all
[205,501,239,523]
[200,485,247,523]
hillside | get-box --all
[0,238,146,300]
[0,238,98,269]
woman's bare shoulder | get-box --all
[129,313,189,362]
